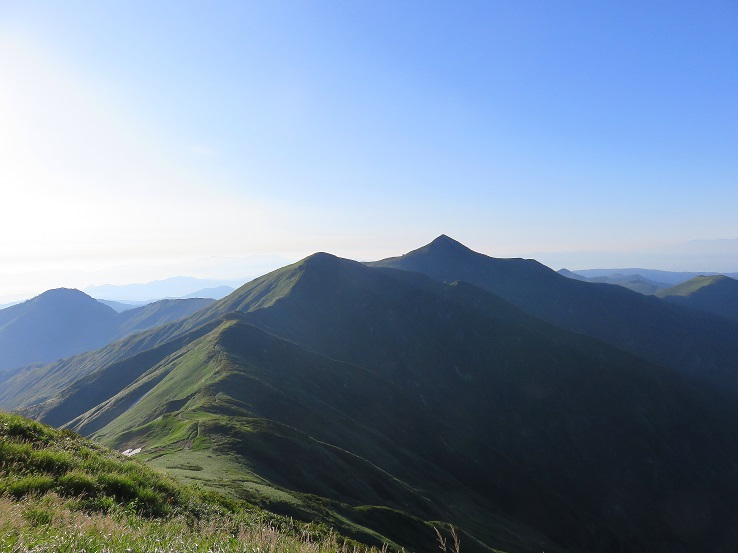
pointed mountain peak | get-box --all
[413,235,481,262]
[369,235,483,269]
[427,234,470,251]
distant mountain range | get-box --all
[84,277,243,302]
[95,286,236,313]
[0,289,213,374]
[558,269,738,322]
[2,236,738,552]
[557,269,671,294]
[571,267,738,285]
[531,237,738,273]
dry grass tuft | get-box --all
[0,492,386,553]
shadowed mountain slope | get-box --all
[656,275,738,322]
[0,294,215,405]
[116,297,214,336]
[371,235,738,392]
[14,252,738,553]
[0,289,119,372]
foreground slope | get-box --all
[372,235,738,392]
[25,253,738,553]
[0,412,379,553]
[656,274,738,322]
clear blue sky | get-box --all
[1,1,737,299]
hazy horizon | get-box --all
[2,2,736,302]
[2,235,738,305]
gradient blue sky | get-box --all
[1,1,737,300]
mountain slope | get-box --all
[371,235,738,392]
[22,252,738,553]
[656,275,738,322]
[182,285,236,299]
[0,289,119,372]
[115,297,214,336]
[0,259,336,414]
[0,296,215,408]
[0,412,375,553]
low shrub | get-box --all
[57,471,98,496]
[3,475,56,497]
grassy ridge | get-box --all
[656,275,738,322]
[0,412,399,553]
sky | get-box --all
[1,1,737,302]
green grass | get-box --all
[0,414,181,517]
[0,412,384,553]
[655,274,727,297]
[0,493,376,553]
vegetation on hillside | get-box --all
[0,412,402,553]
[656,274,738,322]
[5,237,738,552]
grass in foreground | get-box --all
[0,412,382,552]
[0,493,370,553]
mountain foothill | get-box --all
[2,236,738,553]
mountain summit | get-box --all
[372,236,738,392]
[425,233,471,252]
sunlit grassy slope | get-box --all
[0,411,421,553]
[0,258,309,415]
[656,274,738,322]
